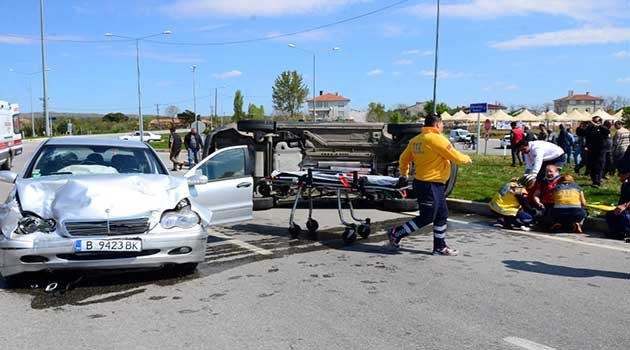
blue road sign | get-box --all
[470,103,488,113]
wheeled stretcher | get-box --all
[272,170,411,245]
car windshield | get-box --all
[26,144,166,178]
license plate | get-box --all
[75,239,142,252]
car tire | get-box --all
[253,196,274,211]
[386,123,423,136]
[172,263,198,274]
[237,120,276,133]
[383,198,419,212]
[0,157,11,170]
[444,163,458,197]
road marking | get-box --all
[208,232,273,256]
[503,337,557,350]
[448,218,630,253]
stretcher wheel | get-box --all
[358,224,371,239]
[289,224,301,239]
[342,224,357,245]
[306,219,319,233]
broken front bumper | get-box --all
[0,226,207,277]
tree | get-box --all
[367,102,387,122]
[102,112,129,123]
[233,90,245,120]
[272,70,309,117]
[165,105,180,119]
[247,103,265,120]
[389,111,403,124]
[176,109,196,126]
[423,100,449,116]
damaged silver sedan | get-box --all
[0,138,253,277]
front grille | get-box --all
[64,218,150,237]
[57,249,160,260]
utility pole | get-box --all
[191,65,197,124]
[431,0,441,116]
[156,103,160,129]
[39,0,51,136]
[214,87,218,127]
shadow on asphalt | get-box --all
[502,260,630,280]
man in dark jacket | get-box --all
[606,149,630,242]
[603,120,615,178]
[168,126,184,171]
[584,116,610,187]
[555,124,572,165]
[523,125,536,142]
[184,128,203,169]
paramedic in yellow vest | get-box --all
[550,175,587,233]
[489,175,536,231]
[386,114,472,255]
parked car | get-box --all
[204,120,458,212]
[449,129,471,142]
[0,137,253,279]
[501,134,512,148]
[119,131,162,142]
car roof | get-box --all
[45,137,149,149]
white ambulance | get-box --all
[0,101,21,170]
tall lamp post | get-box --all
[213,85,227,128]
[288,44,340,122]
[39,0,51,136]
[105,30,172,142]
[9,68,49,137]
[431,0,441,115]
[191,65,197,125]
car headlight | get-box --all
[160,199,200,229]
[16,214,56,235]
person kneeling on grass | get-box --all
[531,164,562,225]
[549,175,587,233]
[606,152,630,242]
[489,174,537,231]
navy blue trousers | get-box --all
[393,180,448,250]
[606,211,630,239]
[498,209,534,227]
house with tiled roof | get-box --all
[554,90,604,114]
[306,91,350,120]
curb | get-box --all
[446,198,609,234]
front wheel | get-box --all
[0,157,11,170]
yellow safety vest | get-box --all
[488,182,526,217]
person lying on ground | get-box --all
[532,164,562,225]
[549,175,587,233]
[518,139,566,182]
[488,174,537,231]
[606,151,630,242]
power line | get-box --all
[145,0,409,46]
[0,0,408,47]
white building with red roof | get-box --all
[306,91,351,120]
[553,90,604,114]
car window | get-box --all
[196,148,246,181]
[27,145,166,178]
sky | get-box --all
[1,0,630,116]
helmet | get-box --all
[519,174,536,187]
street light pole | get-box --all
[105,30,171,142]
[9,69,49,137]
[432,0,441,116]
[191,65,197,125]
[39,0,50,136]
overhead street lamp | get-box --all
[191,65,197,125]
[105,30,172,142]
[9,68,50,137]
[288,44,340,122]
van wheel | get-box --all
[0,157,11,170]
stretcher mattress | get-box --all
[272,170,402,189]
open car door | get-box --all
[185,145,253,225]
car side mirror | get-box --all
[187,174,208,186]
[0,171,17,184]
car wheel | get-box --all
[383,198,419,212]
[237,120,276,133]
[0,157,11,170]
[444,163,458,197]
[171,263,198,274]
[253,196,274,211]
[386,123,423,137]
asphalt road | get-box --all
[1,139,629,350]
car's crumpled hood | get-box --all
[0,174,212,239]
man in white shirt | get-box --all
[517,140,566,181]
